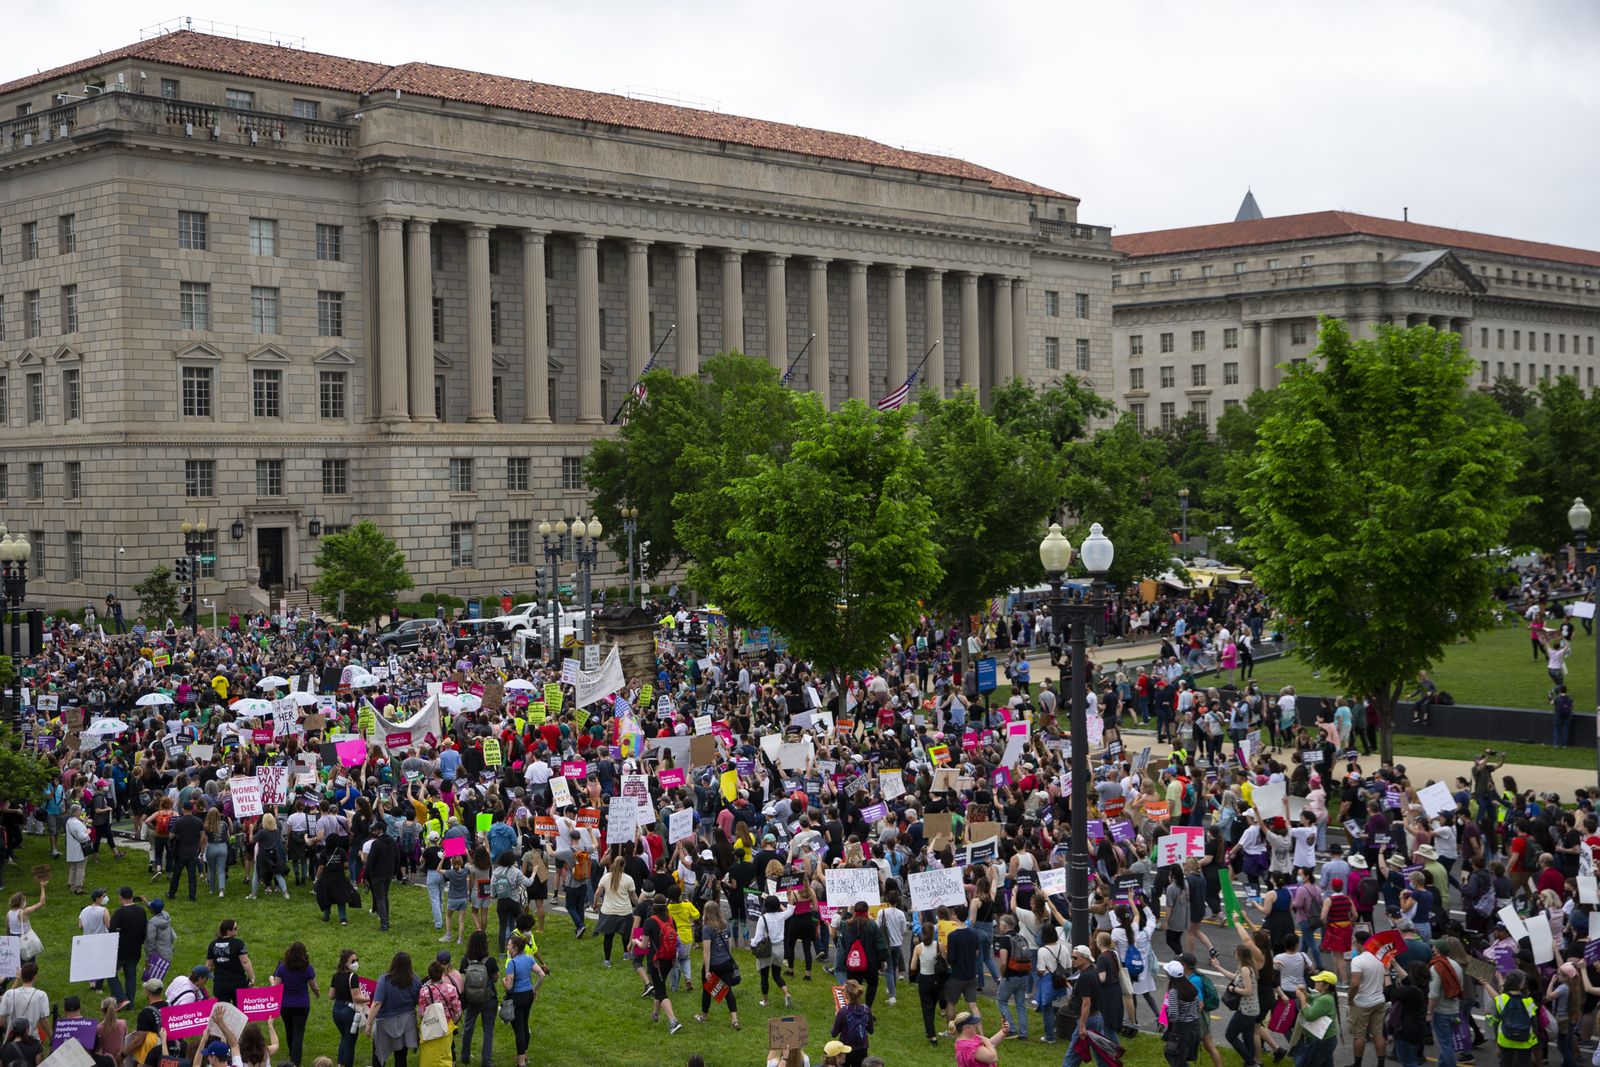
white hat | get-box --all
[1072,945,1093,960]
[1164,960,1185,978]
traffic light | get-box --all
[174,557,190,582]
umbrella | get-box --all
[231,697,273,716]
[135,693,173,707]
[505,679,537,691]
[84,718,129,736]
[291,691,321,707]
[257,676,289,690]
[348,672,380,689]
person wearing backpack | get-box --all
[1428,939,1465,1067]
[1386,962,1431,1067]
[456,930,498,1067]
[994,914,1033,1040]
[1492,970,1538,1067]
[489,852,531,953]
[752,895,793,1009]
[836,901,886,1009]
[643,896,686,1035]
[829,979,872,1067]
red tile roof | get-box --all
[0,31,1068,199]
[1112,210,1600,270]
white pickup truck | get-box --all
[466,602,585,641]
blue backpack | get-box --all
[1123,943,1145,981]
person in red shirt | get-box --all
[1535,852,1568,899]
[538,721,561,753]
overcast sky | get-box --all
[14,0,1599,248]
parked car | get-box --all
[375,616,444,651]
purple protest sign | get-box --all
[1587,939,1600,965]
[1086,819,1105,841]
[51,1016,98,1050]
[143,955,171,982]
[860,802,888,823]
[992,767,1013,788]
[1110,819,1136,842]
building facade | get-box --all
[1110,203,1600,432]
[0,30,1115,610]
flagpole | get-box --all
[781,333,815,388]
[610,324,676,425]
[908,338,941,386]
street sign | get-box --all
[497,587,512,597]
[975,657,997,693]
[199,555,217,564]
[466,600,481,619]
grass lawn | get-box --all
[1390,735,1597,771]
[12,838,1167,1067]
[1237,621,1593,711]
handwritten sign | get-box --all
[909,867,966,911]
[824,867,881,908]
[230,775,264,819]
[1039,868,1067,897]
[668,808,694,844]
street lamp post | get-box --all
[1178,488,1190,556]
[538,519,568,664]
[621,506,639,605]
[1566,497,1600,787]
[0,526,33,727]
[571,517,603,644]
[180,520,206,635]
[1039,520,1115,947]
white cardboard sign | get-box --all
[909,867,966,911]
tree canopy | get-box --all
[1058,413,1182,586]
[133,565,180,626]
[1237,320,1525,759]
[311,521,415,625]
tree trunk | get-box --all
[1377,680,1403,764]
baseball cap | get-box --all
[143,978,165,994]
[952,1011,983,1030]
[823,1040,853,1056]
[436,950,452,964]
[1072,945,1093,960]
[1310,970,1339,985]
[1163,960,1185,977]
[202,1040,232,1060]
[191,965,212,979]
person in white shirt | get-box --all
[1346,947,1389,1065]
[1288,814,1318,870]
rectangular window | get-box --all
[316,224,343,262]
[1159,402,1176,432]
[27,462,43,498]
[255,459,284,497]
[1128,367,1144,390]
[1514,330,1521,350]
[184,459,215,498]
[507,457,531,492]
[1545,332,1553,352]
[60,285,77,333]
[1169,269,1183,281]
[1223,327,1239,349]
[321,458,349,496]
[1130,402,1146,433]
[430,232,443,272]
[26,373,42,422]
[1190,399,1209,422]
[434,376,445,421]
[22,222,37,260]
[248,218,277,257]
[0,374,6,417]
[65,531,82,581]
[1,464,9,499]
[1138,271,1151,284]
[450,522,475,568]
[1159,332,1174,353]
[1111,274,1121,289]
[0,296,6,341]
[1481,361,1490,382]
[1191,330,1206,352]
[432,297,444,343]
[182,366,213,418]
[180,282,211,329]
[65,461,81,499]
[1075,338,1090,372]
[1191,363,1207,387]
[178,211,207,250]
[250,286,279,333]
[1159,365,1175,389]
[225,88,255,110]
[449,457,475,493]
[1497,328,1505,349]
[1044,337,1059,370]
[491,301,502,346]
[319,371,347,420]
[24,290,39,338]
[492,377,504,422]
[1291,322,1309,345]
[509,520,532,566]
[252,368,282,418]
[197,531,218,578]
[62,367,80,419]
[1074,292,1088,318]
[1044,291,1059,317]
[1233,261,1247,274]
[1129,335,1144,356]
[1224,399,1241,412]
[291,98,321,120]
[488,236,500,275]
[546,306,555,349]
[1300,255,1314,267]
[1223,362,1240,386]
[561,456,584,491]
[1266,257,1281,269]
[58,214,76,254]
[1560,334,1568,354]
[317,291,344,337]
[160,78,180,100]
[1481,327,1490,349]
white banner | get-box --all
[231,775,264,818]
[575,646,627,708]
[372,694,442,752]
[824,867,881,908]
[0,936,19,979]
[909,868,965,911]
[1417,781,1457,819]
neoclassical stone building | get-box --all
[0,30,1115,609]
[1111,197,1600,432]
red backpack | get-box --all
[653,916,678,963]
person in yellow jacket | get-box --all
[1492,970,1540,1067]
[665,886,700,994]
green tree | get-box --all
[1487,374,1535,419]
[989,375,1113,451]
[720,396,942,677]
[1505,375,1600,551]
[311,521,415,624]
[1237,320,1525,760]
[914,388,1058,644]
[0,724,51,802]
[1058,414,1182,585]
[132,565,180,625]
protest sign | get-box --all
[49,1018,97,1053]
[668,808,694,844]
[1143,801,1170,822]
[160,1000,218,1040]
[690,734,717,767]
[549,776,574,809]
[658,768,686,789]
[1156,835,1186,867]
[607,798,638,839]
[909,867,966,911]
[335,739,366,767]
[0,937,18,979]
[1251,779,1286,816]
[824,867,881,907]
[923,813,954,838]
[1364,930,1405,967]
[1417,781,1457,819]
[1038,867,1067,897]
[482,739,502,767]
[561,760,587,779]
[442,836,468,859]
[237,985,284,1020]
[879,770,905,801]
[860,802,888,824]
[258,766,289,808]
[230,776,264,819]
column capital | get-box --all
[924,267,946,279]
[405,218,432,234]
[721,248,745,262]
[961,270,981,281]
[885,264,907,278]
[766,251,789,264]
[520,227,548,245]
[809,257,832,270]
[848,260,870,275]
[676,244,701,257]
[573,233,600,250]
[464,223,491,240]
[626,238,651,253]
[377,216,405,232]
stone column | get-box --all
[847,261,869,402]
[721,249,745,354]
[808,258,831,405]
[376,216,409,423]
[1259,319,1278,390]
[626,239,651,382]
[886,265,907,394]
[404,219,434,421]
[575,234,602,424]
[765,254,788,372]
[1012,278,1029,381]
[992,276,1013,384]
[924,269,945,397]
[959,272,981,392]
[522,229,550,423]
[675,245,700,377]
[1240,320,1261,394]
[464,224,494,423]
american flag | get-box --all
[876,370,917,412]
[780,364,797,386]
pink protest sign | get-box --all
[961,732,979,751]
[442,681,460,695]
[335,739,366,767]
[386,732,411,748]
[161,999,218,1039]
[561,760,587,779]
[237,985,284,1020]
[251,728,273,744]
[711,722,732,745]
[657,768,686,789]
[357,976,377,999]
[442,836,468,858]
[1173,825,1206,857]
[469,683,484,697]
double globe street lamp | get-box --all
[0,526,32,726]
[1038,520,1114,947]
[1565,498,1600,786]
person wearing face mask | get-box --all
[329,949,370,1067]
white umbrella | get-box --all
[257,676,290,690]
[348,672,380,689]
[457,693,483,713]
[505,679,537,691]
[135,693,173,707]
[291,691,321,707]
[84,718,129,736]
[231,698,273,716]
